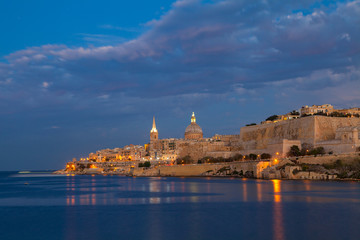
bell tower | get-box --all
[150,116,158,142]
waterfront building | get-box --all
[77,105,360,167]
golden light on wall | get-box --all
[66,163,76,171]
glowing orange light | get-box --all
[272,179,281,202]
[90,164,97,169]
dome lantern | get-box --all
[184,112,203,140]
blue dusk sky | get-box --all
[0,0,359,170]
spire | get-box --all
[151,116,157,133]
[191,112,196,123]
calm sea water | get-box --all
[0,172,359,240]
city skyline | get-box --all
[1,0,360,170]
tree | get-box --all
[249,153,257,160]
[260,153,272,159]
[139,161,151,168]
[288,145,301,157]
[266,115,279,121]
[176,155,193,164]
[199,156,214,163]
[246,123,257,126]
[314,112,327,116]
[231,154,243,161]
[290,110,300,115]
[308,147,325,156]
[301,143,313,156]
[330,111,346,118]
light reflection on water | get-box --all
[0,173,359,206]
[272,179,285,240]
[1,173,360,240]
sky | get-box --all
[0,0,359,170]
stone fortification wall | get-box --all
[314,116,360,142]
[240,116,316,150]
[206,151,237,159]
[239,116,360,152]
[316,141,357,154]
[133,161,265,177]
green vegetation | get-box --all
[290,110,300,115]
[329,112,350,118]
[300,112,359,118]
[176,155,193,164]
[181,152,269,165]
[308,147,325,156]
[249,153,257,160]
[138,161,151,168]
[288,145,301,157]
[287,145,325,157]
[231,154,244,161]
[323,159,360,179]
[246,123,257,126]
[197,156,232,164]
[301,164,309,171]
[260,153,272,159]
[314,112,327,116]
[266,115,279,121]
[323,159,343,169]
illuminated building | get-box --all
[184,112,203,140]
[150,116,158,141]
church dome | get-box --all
[184,112,203,140]
[185,123,203,134]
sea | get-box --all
[0,171,359,240]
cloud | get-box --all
[76,33,127,46]
[99,24,142,33]
[0,0,359,118]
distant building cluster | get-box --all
[69,104,360,171]
[88,145,146,162]
[261,104,360,125]
[300,104,360,116]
